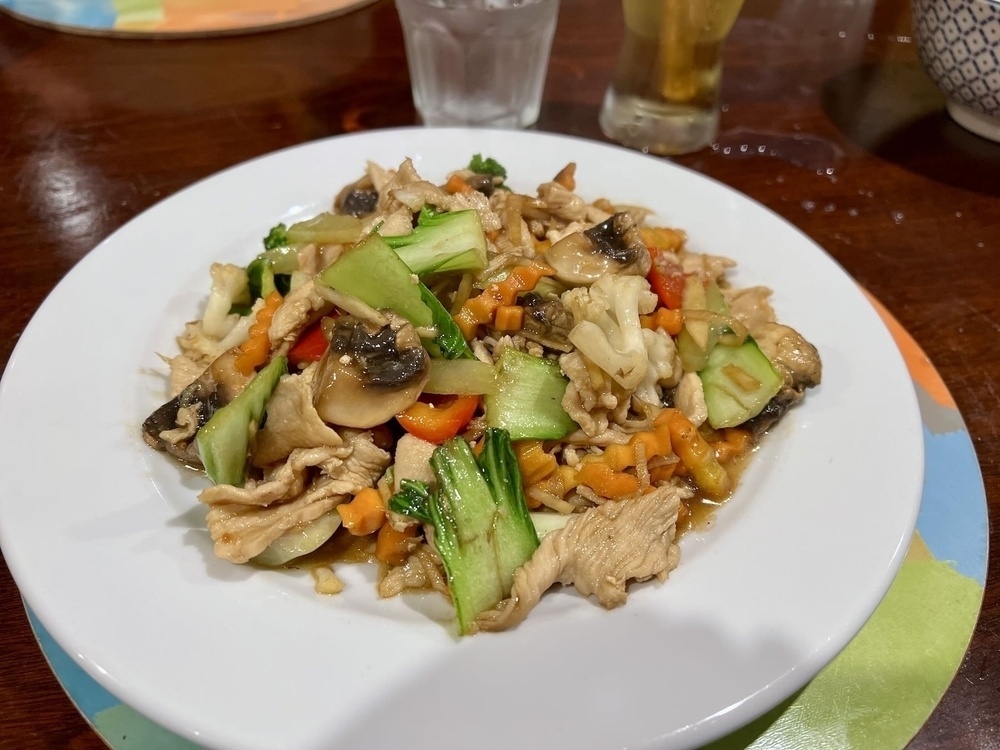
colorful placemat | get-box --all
[0,0,376,37]
[24,293,988,749]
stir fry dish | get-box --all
[142,155,822,635]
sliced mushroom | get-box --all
[543,211,651,285]
[464,173,497,196]
[334,174,379,217]
[313,313,430,428]
[142,349,250,466]
[519,292,575,352]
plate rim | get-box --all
[0,127,924,750]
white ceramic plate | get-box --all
[0,128,923,750]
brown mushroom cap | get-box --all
[141,348,251,467]
[544,211,651,286]
[313,313,429,428]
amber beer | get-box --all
[600,0,744,155]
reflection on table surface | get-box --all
[0,0,996,748]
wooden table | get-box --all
[0,0,996,747]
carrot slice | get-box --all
[375,524,418,566]
[337,488,387,536]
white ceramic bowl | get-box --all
[913,0,1000,141]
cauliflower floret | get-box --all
[674,372,708,427]
[177,311,256,366]
[178,296,261,366]
[562,275,658,390]
[633,328,681,407]
[202,263,249,340]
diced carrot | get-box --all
[667,410,732,499]
[337,488,387,536]
[535,472,565,497]
[494,304,524,332]
[453,261,554,338]
[641,226,686,252]
[575,461,640,500]
[444,173,473,195]
[603,443,634,472]
[375,523,418,566]
[712,427,753,464]
[523,490,543,510]
[630,431,664,463]
[724,427,752,454]
[653,408,675,427]
[234,291,283,375]
[500,262,553,305]
[515,440,558,486]
[641,307,684,336]
[557,465,578,492]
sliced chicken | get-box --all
[477,483,688,632]
[725,285,776,333]
[201,435,389,563]
[251,367,343,468]
[536,180,588,223]
[751,321,822,392]
[267,279,334,350]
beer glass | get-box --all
[599,0,744,155]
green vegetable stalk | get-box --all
[389,429,539,635]
[384,207,488,277]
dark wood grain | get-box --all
[1,0,997,747]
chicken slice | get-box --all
[681,251,736,282]
[751,321,822,392]
[267,279,334,350]
[206,473,347,563]
[252,367,343,468]
[201,435,390,563]
[477,483,688,631]
[725,285,776,332]
[536,181,589,223]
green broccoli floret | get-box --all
[468,154,507,179]
[263,223,288,250]
[383,206,488,276]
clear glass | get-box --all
[395,0,560,129]
[600,0,744,155]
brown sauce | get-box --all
[676,443,757,536]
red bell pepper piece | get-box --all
[287,319,330,366]
[396,395,480,444]
[647,248,687,310]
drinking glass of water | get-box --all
[599,0,744,155]
[394,0,560,129]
